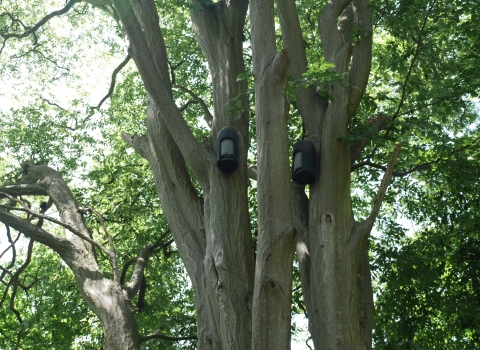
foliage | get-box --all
[0,0,479,348]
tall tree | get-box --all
[0,0,478,349]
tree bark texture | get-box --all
[0,164,142,349]
[107,0,378,348]
[0,0,404,349]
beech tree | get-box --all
[1,0,478,349]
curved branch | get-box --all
[92,54,131,110]
[125,245,152,299]
[112,0,211,186]
[0,0,79,41]
[318,0,352,66]
[120,257,137,285]
[1,204,112,258]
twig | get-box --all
[392,0,437,120]
[352,136,480,175]
[174,84,213,127]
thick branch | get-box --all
[0,208,73,261]
[125,245,151,299]
[347,0,372,120]
[247,164,257,181]
[112,0,211,186]
[123,99,206,298]
[251,1,295,345]
[121,132,149,159]
[318,0,352,67]
[277,0,325,134]
[0,204,111,258]
[0,184,48,198]
[250,0,277,73]
[4,163,99,264]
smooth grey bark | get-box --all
[0,0,403,348]
[117,0,254,348]
[115,0,390,348]
[250,0,295,348]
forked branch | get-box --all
[0,202,111,258]
[0,0,79,53]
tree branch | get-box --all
[0,0,80,48]
[392,0,437,120]
[318,0,352,67]
[112,0,211,186]
[83,207,120,283]
[352,136,479,175]
[92,54,131,110]
[0,208,73,260]
[347,0,372,120]
[0,184,48,198]
[139,333,197,343]
[174,84,213,128]
[368,143,403,224]
[0,203,112,258]
[247,164,257,181]
[348,143,402,254]
[277,0,325,134]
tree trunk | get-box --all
[0,0,395,349]
[74,273,141,349]
[0,164,143,350]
